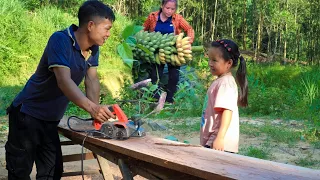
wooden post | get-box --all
[118,159,134,180]
[94,154,114,180]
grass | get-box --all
[167,118,200,132]
[240,123,262,137]
[241,122,303,146]
[295,157,320,168]
[240,146,270,160]
[260,124,301,145]
[312,141,320,149]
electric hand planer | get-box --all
[93,104,146,140]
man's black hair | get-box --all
[78,0,115,27]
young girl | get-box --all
[200,39,248,153]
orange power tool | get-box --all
[93,104,146,140]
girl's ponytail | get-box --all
[236,56,248,107]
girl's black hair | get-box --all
[159,0,178,12]
[78,0,115,27]
[211,39,248,107]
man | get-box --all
[5,1,116,179]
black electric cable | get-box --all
[67,115,141,179]
[81,133,89,180]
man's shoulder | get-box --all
[49,30,69,41]
[46,29,72,48]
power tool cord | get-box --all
[67,116,107,136]
[67,116,142,179]
[81,133,89,180]
[67,116,107,180]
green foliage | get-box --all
[0,85,23,115]
[21,0,83,15]
[241,64,320,127]
[171,68,206,118]
[116,24,144,69]
[117,42,134,68]
[0,0,76,86]
[115,80,161,118]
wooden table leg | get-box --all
[118,159,133,180]
[95,154,114,180]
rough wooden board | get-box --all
[58,121,320,180]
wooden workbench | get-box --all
[58,122,320,180]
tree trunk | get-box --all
[294,6,298,61]
[242,0,247,50]
[283,0,288,63]
[274,24,278,55]
[255,12,262,62]
[211,0,218,40]
[230,3,234,39]
[201,0,205,42]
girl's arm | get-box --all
[212,108,232,151]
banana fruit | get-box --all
[132,31,193,66]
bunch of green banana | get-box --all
[133,31,193,66]
[132,31,162,64]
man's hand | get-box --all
[212,137,224,151]
[90,105,115,123]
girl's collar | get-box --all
[217,72,232,78]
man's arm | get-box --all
[85,67,100,104]
[53,67,114,122]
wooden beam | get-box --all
[60,140,76,146]
[62,153,95,162]
[62,170,101,177]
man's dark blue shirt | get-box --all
[13,24,99,121]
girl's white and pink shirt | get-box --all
[200,73,239,153]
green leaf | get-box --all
[117,42,133,60]
[126,36,137,45]
[123,58,137,69]
[141,87,149,92]
[121,24,135,40]
[149,84,158,92]
[133,25,144,35]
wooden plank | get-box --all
[62,170,101,177]
[62,153,95,162]
[60,140,76,146]
[58,125,320,180]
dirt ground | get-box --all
[0,117,319,179]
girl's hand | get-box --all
[212,137,224,151]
